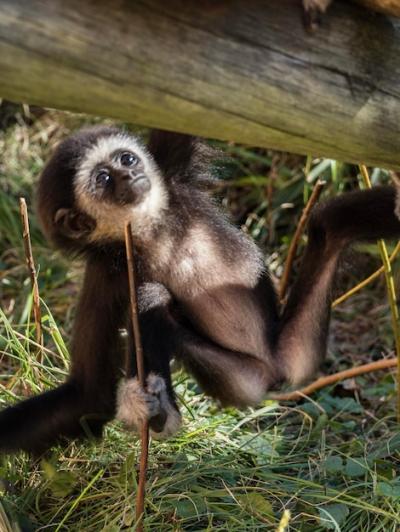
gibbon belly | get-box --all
[181,285,270,358]
[160,222,269,357]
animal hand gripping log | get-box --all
[1,126,400,454]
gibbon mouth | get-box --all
[131,174,147,184]
[114,174,151,205]
[130,174,151,193]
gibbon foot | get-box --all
[116,373,181,439]
[302,0,333,31]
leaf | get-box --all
[376,480,400,499]
[319,503,349,530]
[41,459,57,480]
[345,457,369,478]
[102,525,120,532]
[116,451,137,487]
[319,395,363,415]
[310,413,328,439]
[371,433,400,460]
[170,497,207,518]
[122,510,135,527]
[324,456,344,474]
[239,434,279,463]
[374,459,396,480]
[48,471,77,498]
[237,493,274,518]
[41,459,77,497]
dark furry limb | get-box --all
[0,382,106,454]
[0,250,128,454]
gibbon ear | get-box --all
[54,208,96,239]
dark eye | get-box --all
[120,152,138,167]
[96,171,112,186]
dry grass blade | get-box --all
[279,179,325,301]
[124,222,149,532]
[332,241,400,308]
[359,165,400,421]
[19,197,43,352]
[273,358,397,401]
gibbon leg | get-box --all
[172,275,281,407]
[276,186,400,385]
[176,335,276,407]
[117,281,277,430]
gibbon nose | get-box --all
[121,170,137,181]
[114,172,150,204]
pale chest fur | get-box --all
[149,224,270,357]
[152,224,263,293]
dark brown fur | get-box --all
[1,126,400,454]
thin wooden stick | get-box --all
[332,241,400,308]
[279,180,325,301]
[19,197,43,351]
[359,165,400,421]
[124,222,148,532]
[273,357,397,401]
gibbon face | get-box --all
[74,133,168,243]
[38,129,168,250]
[79,145,151,206]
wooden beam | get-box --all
[0,0,400,169]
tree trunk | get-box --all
[0,0,400,168]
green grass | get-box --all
[0,105,399,531]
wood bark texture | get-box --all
[0,0,400,168]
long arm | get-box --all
[116,282,182,439]
[69,252,129,407]
[0,252,129,454]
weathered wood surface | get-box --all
[0,0,400,168]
